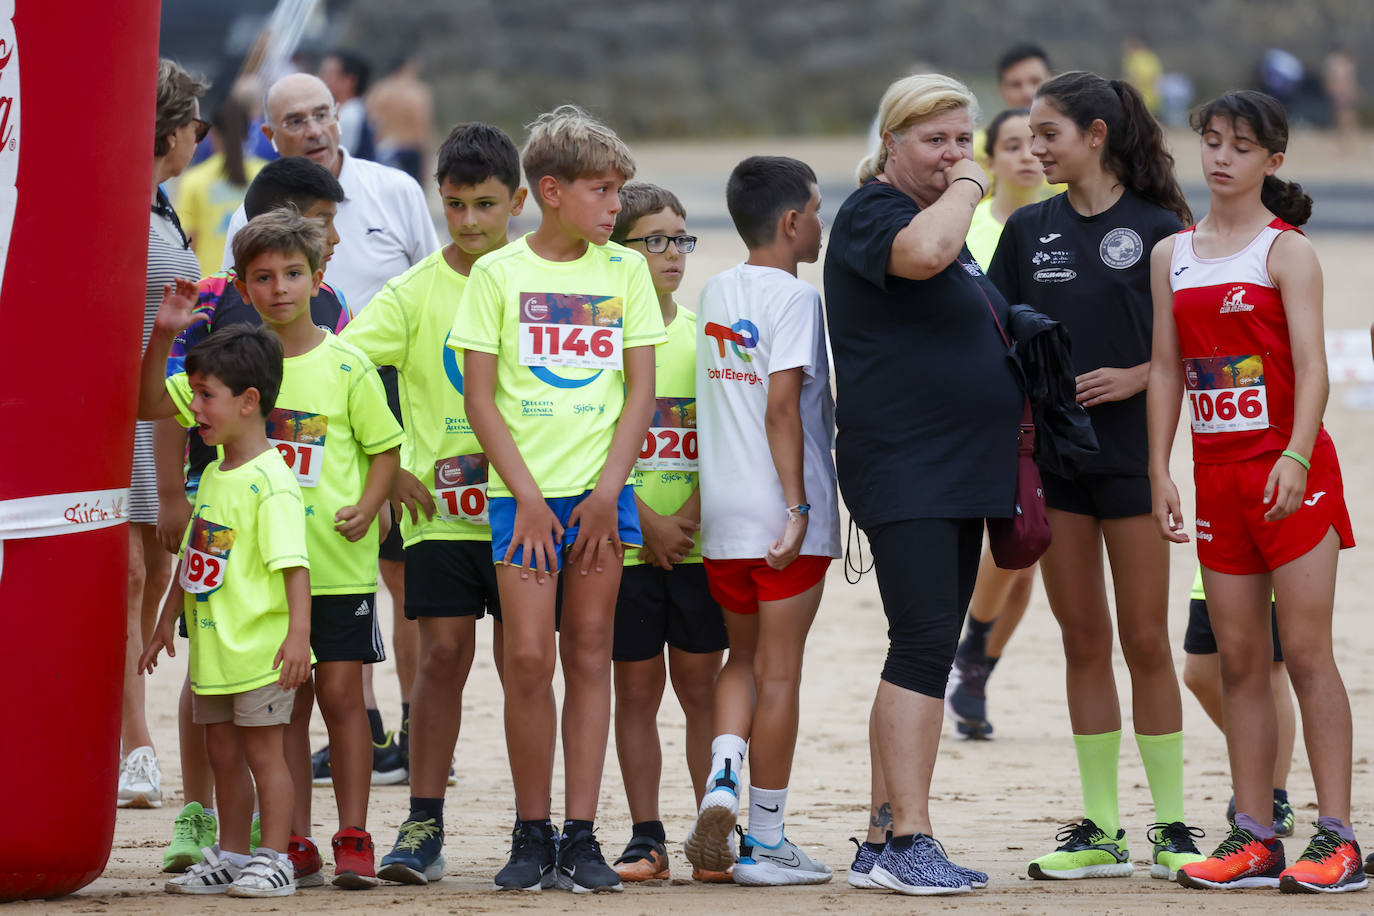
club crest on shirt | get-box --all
[1219,285,1254,313]
[1100,227,1144,269]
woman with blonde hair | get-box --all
[825,73,1021,895]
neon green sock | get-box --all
[1073,730,1121,836]
[1135,730,1186,826]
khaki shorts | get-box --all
[192,682,295,726]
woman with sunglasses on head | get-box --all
[118,58,209,814]
[986,71,1203,882]
[1151,90,1363,894]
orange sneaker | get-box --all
[692,865,734,883]
[612,835,670,881]
[332,827,380,889]
[1177,824,1285,889]
[1279,824,1368,894]
[287,834,324,888]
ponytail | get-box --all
[1261,175,1312,226]
[1192,90,1312,227]
[213,95,250,188]
[1037,71,1192,225]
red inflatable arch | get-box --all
[0,0,162,900]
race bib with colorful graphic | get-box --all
[1184,355,1269,434]
[638,396,698,471]
[266,408,327,487]
[434,453,489,524]
[517,292,624,371]
[181,515,235,595]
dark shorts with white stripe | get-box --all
[311,593,386,664]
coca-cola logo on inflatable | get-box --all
[0,0,17,296]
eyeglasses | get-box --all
[621,234,697,254]
[277,106,338,134]
[190,118,211,144]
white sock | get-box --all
[708,734,747,792]
[221,850,252,868]
[278,851,292,868]
[747,785,788,846]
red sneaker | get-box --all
[1279,824,1368,894]
[287,834,324,888]
[332,826,380,889]
[1177,824,1284,889]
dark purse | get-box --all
[981,290,1051,569]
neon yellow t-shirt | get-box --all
[342,249,490,546]
[1190,565,1274,602]
[626,306,701,568]
[169,331,405,594]
[175,153,268,278]
[448,235,668,498]
[966,198,1007,270]
[180,447,310,695]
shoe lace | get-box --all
[125,749,157,784]
[1054,820,1100,848]
[396,819,440,853]
[1147,821,1205,851]
[564,828,604,861]
[1297,824,1346,863]
[1212,824,1259,858]
[172,813,198,843]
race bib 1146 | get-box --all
[517,292,624,371]
[434,453,489,524]
[180,515,235,595]
[638,396,698,471]
[1184,355,1269,434]
[266,408,327,487]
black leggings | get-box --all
[868,517,983,698]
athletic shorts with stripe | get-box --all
[311,593,386,664]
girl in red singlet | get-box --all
[1148,90,1363,894]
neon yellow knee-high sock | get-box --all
[1073,730,1122,836]
[1135,730,1186,826]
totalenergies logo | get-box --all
[0,2,17,299]
[703,319,759,362]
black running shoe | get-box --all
[557,827,624,893]
[946,643,995,740]
[493,821,557,891]
[372,731,408,786]
[311,745,332,787]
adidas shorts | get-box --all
[310,593,386,664]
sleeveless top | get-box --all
[1169,217,1329,464]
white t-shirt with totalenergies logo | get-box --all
[695,263,841,560]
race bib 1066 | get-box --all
[1184,355,1269,434]
[266,408,327,487]
[180,515,235,595]
[518,292,624,370]
[434,453,489,524]
[638,396,698,471]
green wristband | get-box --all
[1281,449,1310,470]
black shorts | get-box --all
[1184,597,1284,663]
[1040,470,1151,520]
[378,366,406,563]
[403,539,501,621]
[612,563,728,662]
[311,593,385,663]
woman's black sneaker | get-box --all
[493,820,557,891]
[557,827,624,893]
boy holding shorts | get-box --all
[606,182,728,883]
[141,210,404,889]
[687,156,841,886]
[341,122,528,884]
[139,322,311,898]
[449,105,666,892]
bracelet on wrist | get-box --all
[787,504,811,518]
[1281,449,1310,470]
[951,175,986,197]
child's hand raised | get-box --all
[505,497,563,584]
[566,489,624,575]
[155,277,200,337]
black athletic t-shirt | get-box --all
[824,180,1022,528]
[989,189,1182,475]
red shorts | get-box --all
[702,555,831,615]
[1194,437,1355,575]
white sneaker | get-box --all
[117,746,162,809]
[227,849,296,897]
[734,832,834,886]
[165,846,240,894]
[684,759,741,873]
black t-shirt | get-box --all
[824,180,1022,528]
[989,189,1182,476]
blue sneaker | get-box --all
[847,837,884,888]
[871,834,974,896]
[377,819,445,885]
[684,759,740,874]
[733,827,832,886]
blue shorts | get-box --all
[489,485,641,571]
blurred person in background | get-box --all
[321,49,378,161]
[175,95,267,276]
[367,57,434,182]
[1122,36,1163,116]
[1323,47,1361,155]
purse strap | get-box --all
[973,275,1034,432]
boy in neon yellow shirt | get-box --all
[140,210,403,890]
[604,182,727,883]
[449,105,667,892]
[140,322,311,898]
[341,122,528,884]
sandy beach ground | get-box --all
[18,129,1374,914]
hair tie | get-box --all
[1109,78,1122,94]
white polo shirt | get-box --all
[222,149,440,311]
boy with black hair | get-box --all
[996,42,1053,108]
[449,104,667,893]
[686,155,840,887]
[140,319,311,898]
[606,181,728,883]
[141,209,404,891]
[341,122,528,884]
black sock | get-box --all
[408,796,445,830]
[889,833,915,850]
[563,818,594,840]
[402,702,410,728]
[963,617,992,654]
[1274,788,1289,804]
[366,708,386,744]
[631,820,666,844]
[862,839,884,851]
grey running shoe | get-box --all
[847,837,883,888]
[870,834,973,895]
[733,828,832,886]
